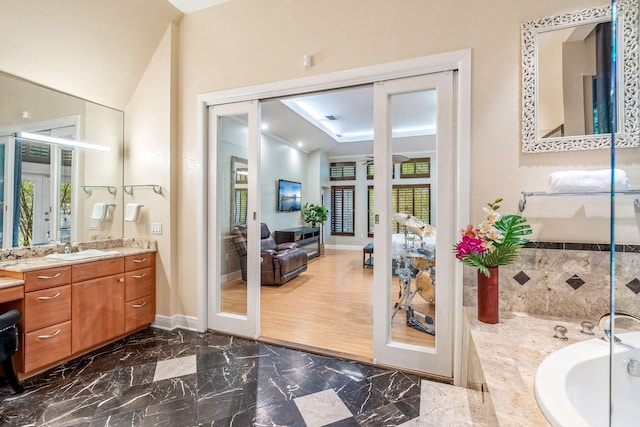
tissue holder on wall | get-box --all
[125,203,144,222]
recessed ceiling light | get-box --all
[297,142,304,147]
[261,123,269,130]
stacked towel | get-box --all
[548,169,630,193]
[90,203,107,220]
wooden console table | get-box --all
[274,227,320,259]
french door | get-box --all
[372,72,455,376]
[204,62,465,379]
[207,101,260,338]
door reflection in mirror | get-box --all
[537,21,612,139]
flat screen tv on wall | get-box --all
[277,179,302,212]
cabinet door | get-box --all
[72,275,124,353]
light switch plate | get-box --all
[150,223,162,235]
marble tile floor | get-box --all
[0,327,441,427]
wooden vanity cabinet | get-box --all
[1,251,156,377]
[124,253,156,332]
[22,266,73,373]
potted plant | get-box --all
[453,198,532,324]
[301,203,329,254]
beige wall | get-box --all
[1,1,636,322]
[177,0,631,317]
[0,0,181,110]
[124,24,179,319]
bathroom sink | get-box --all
[45,249,120,261]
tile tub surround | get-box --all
[463,243,640,319]
[464,308,596,426]
[0,328,425,426]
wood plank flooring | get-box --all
[220,249,436,362]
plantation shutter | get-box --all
[392,184,431,233]
[234,188,248,224]
[331,186,355,235]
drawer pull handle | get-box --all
[132,258,146,263]
[132,301,147,309]
[132,273,146,279]
[38,329,61,339]
[37,292,61,300]
[37,272,62,280]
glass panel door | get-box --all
[373,72,454,377]
[208,101,260,338]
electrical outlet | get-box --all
[150,223,162,235]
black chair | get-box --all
[232,223,308,285]
[0,309,24,394]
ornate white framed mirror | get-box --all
[521,0,639,153]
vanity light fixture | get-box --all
[15,131,111,152]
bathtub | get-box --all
[535,331,640,427]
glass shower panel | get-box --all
[389,89,437,348]
[218,114,249,316]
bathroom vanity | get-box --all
[0,247,156,378]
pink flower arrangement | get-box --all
[453,199,532,277]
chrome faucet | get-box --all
[598,311,640,349]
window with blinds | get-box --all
[367,186,374,237]
[392,184,431,232]
[367,184,431,235]
[366,163,374,180]
[234,188,248,224]
[330,162,356,181]
[400,157,430,178]
[331,185,355,235]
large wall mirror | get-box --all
[0,71,123,248]
[521,0,639,153]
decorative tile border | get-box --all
[525,241,640,252]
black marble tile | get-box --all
[88,409,146,426]
[324,417,361,427]
[626,278,640,294]
[197,387,246,424]
[355,401,411,426]
[0,328,426,426]
[252,400,307,427]
[395,394,421,419]
[140,396,199,427]
[566,274,586,290]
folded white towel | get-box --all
[548,169,630,193]
[90,203,107,220]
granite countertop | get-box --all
[465,307,598,426]
[0,277,25,289]
[0,247,156,272]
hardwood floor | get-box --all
[220,249,436,363]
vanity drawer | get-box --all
[72,258,124,282]
[24,284,71,332]
[124,267,154,302]
[24,267,71,292]
[125,295,155,332]
[24,321,72,373]
[124,253,155,272]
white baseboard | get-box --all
[153,314,203,332]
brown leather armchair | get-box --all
[232,223,308,285]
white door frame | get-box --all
[196,50,471,384]
[373,72,455,377]
[207,101,261,338]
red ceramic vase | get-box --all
[477,266,499,324]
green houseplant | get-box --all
[301,203,328,251]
